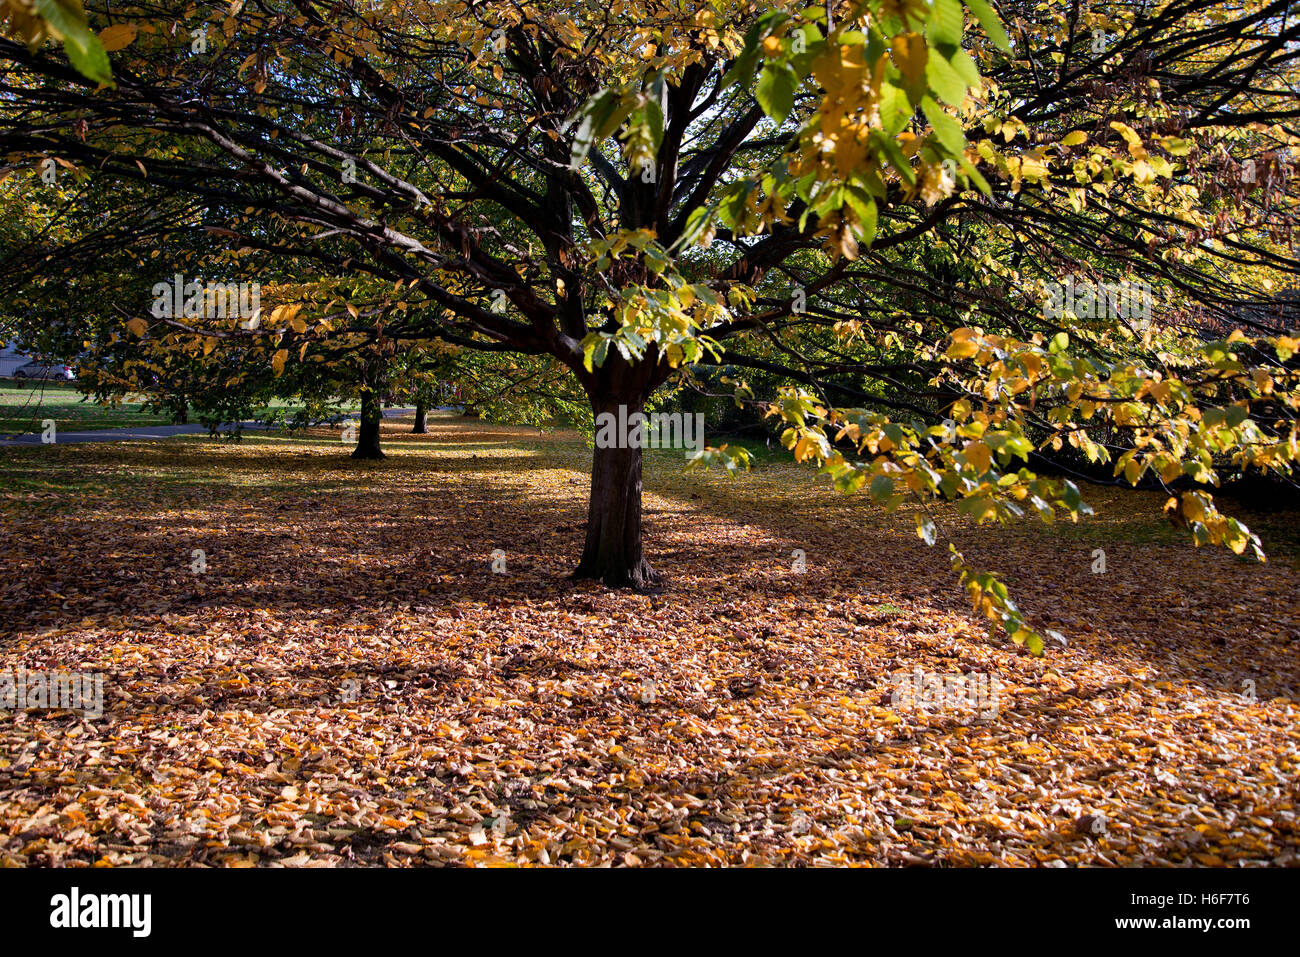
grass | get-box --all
[0,380,363,437]
[708,433,788,467]
[0,380,172,434]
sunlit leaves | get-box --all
[2,0,112,84]
[756,60,797,125]
[949,545,1046,655]
[2,0,1296,664]
[685,442,753,475]
[671,0,1003,260]
[7,416,1297,866]
[580,230,729,372]
[963,0,1011,51]
[567,74,666,174]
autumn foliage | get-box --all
[0,0,1298,869]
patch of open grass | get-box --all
[0,381,172,434]
[0,381,365,436]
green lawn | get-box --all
[0,380,172,435]
[0,380,360,437]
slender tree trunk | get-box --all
[573,395,657,588]
[352,389,384,459]
[412,399,428,434]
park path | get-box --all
[0,407,416,447]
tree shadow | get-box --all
[1,418,1297,708]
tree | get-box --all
[1,1,1297,647]
[411,393,429,433]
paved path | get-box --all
[0,407,416,447]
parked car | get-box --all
[12,360,76,381]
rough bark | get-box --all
[573,389,657,589]
[412,400,428,434]
[351,390,385,459]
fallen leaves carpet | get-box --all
[1,415,1297,866]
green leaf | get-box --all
[34,0,113,85]
[873,129,917,184]
[717,180,752,228]
[964,0,1012,52]
[593,93,632,140]
[922,96,965,154]
[65,33,111,86]
[877,81,910,135]
[957,154,991,195]
[581,333,610,372]
[34,0,88,42]
[925,50,968,107]
[568,89,620,168]
[721,21,764,89]
[947,47,981,87]
[756,64,797,125]
[927,0,964,49]
[844,188,877,246]
[641,98,665,151]
[673,206,713,250]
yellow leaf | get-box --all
[946,328,980,360]
[1108,121,1147,159]
[891,32,927,92]
[269,303,299,325]
[126,318,147,337]
[98,24,138,52]
[271,349,287,376]
[1158,135,1191,156]
[964,440,992,473]
[793,435,818,462]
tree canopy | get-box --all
[2,0,1297,652]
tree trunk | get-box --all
[352,390,384,459]
[412,400,428,434]
[573,396,657,589]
